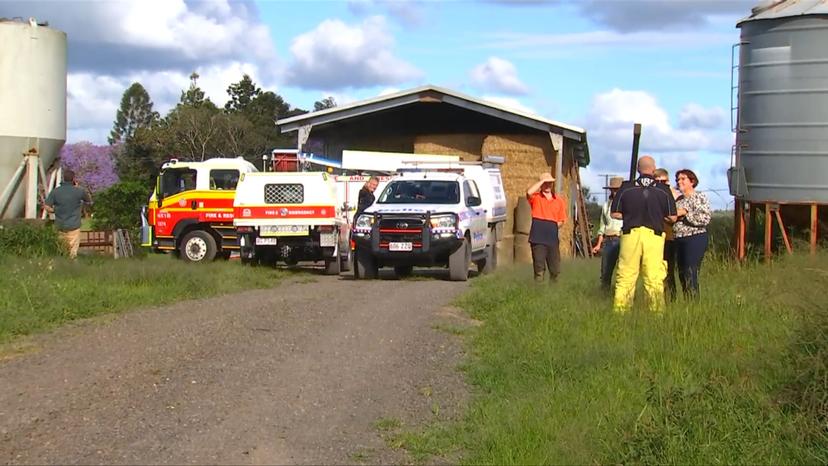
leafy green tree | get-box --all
[109,82,159,145]
[313,96,337,111]
[179,72,215,109]
[91,181,150,230]
[225,74,261,114]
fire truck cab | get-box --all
[142,157,258,262]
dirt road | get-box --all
[0,273,472,464]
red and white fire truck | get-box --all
[141,157,258,262]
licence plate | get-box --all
[255,237,278,246]
[389,242,413,251]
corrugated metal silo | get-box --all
[0,17,67,219]
[733,0,828,203]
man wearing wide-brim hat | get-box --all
[592,176,624,292]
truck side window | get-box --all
[161,169,197,197]
[209,169,240,190]
[465,180,481,207]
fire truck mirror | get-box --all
[191,200,198,210]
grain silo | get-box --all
[0,17,67,219]
[731,0,828,258]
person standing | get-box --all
[526,173,567,283]
[592,176,624,293]
[610,156,677,313]
[673,169,711,300]
[654,168,679,302]
[44,169,92,259]
[355,176,379,217]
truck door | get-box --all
[463,180,487,251]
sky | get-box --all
[0,0,759,209]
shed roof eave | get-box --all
[276,84,586,139]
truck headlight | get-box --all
[355,214,374,228]
[430,214,457,229]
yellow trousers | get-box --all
[613,227,666,313]
[60,229,81,259]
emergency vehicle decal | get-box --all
[233,205,336,219]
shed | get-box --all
[277,85,591,261]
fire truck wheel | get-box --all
[180,230,217,263]
[448,237,470,281]
[355,250,378,279]
[324,257,341,275]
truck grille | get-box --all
[378,216,425,248]
[264,184,303,204]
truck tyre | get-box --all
[341,248,353,272]
[324,258,341,275]
[355,250,378,279]
[449,237,470,281]
[180,230,217,263]
[394,265,414,278]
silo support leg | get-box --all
[24,153,40,219]
[0,158,27,218]
[811,204,818,255]
[770,206,792,255]
[764,204,773,262]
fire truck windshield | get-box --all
[160,168,197,197]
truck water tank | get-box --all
[0,18,67,218]
[734,2,828,203]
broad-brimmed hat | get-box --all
[604,176,624,190]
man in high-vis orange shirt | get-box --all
[526,172,567,283]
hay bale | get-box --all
[514,233,532,264]
[497,234,515,266]
[514,196,532,235]
[414,134,483,161]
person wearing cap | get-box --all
[592,176,624,293]
[526,172,567,283]
[610,156,677,312]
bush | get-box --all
[92,181,150,230]
[0,221,65,257]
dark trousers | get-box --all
[531,242,560,282]
[675,232,708,299]
[599,236,620,291]
[663,240,677,301]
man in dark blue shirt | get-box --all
[44,169,92,259]
[610,156,677,313]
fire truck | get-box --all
[141,157,258,262]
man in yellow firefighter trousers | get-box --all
[610,156,677,312]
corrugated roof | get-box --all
[276,84,586,138]
[738,0,828,25]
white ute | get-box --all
[351,160,507,281]
[233,171,350,274]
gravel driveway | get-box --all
[0,272,472,464]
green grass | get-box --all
[0,254,289,345]
[400,254,828,464]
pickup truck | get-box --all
[351,164,506,281]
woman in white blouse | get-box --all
[673,169,712,300]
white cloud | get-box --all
[573,0,754,32]
[347,0,425,27]
[480,95,536,115]
[484,29,734,54]
[679,103,726,129]
[580,88,733,207]
[470,57,529,95]
[0,0,277,78]
[283,16,422,90]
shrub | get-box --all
[0,221,65,257]
[91,181,150,230]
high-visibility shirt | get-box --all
[527,192,567,223]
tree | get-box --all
[179,72,214,109]
[109,83,158,145]
[313,96,337,111]
[225,74,261,114]
[58,142,119,192]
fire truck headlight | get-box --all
[429,214,457,229]
[355,214,374,229]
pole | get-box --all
[629,123,642,181]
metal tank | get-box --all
[732,0,828,203]
[0,17,67,219]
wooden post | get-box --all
[764,203,772,261]
[773,208,792,254]
[811,204,818,255]
[734,200,746,260]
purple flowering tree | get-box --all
[58,142,119,193]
